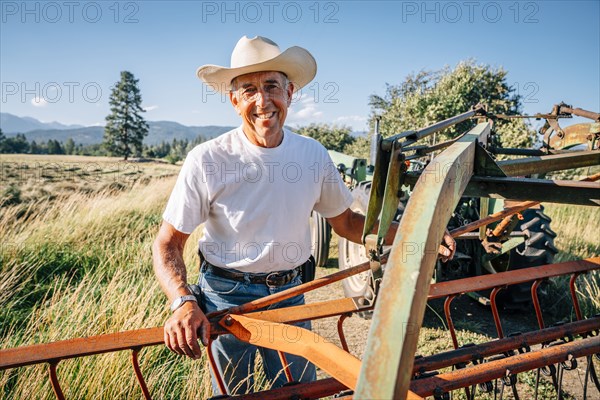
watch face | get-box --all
[171,298,183,312]
[171,295,196,312]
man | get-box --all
[153,36,456,395]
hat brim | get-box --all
[197,46,316,94]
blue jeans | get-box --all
[199,267,317,395]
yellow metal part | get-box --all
[219,314,361,390]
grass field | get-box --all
[0,154,598,399]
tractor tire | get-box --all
[338,182,404,317]
[338,182,372,298]
[310,210,332,268]
[500,208,558,309]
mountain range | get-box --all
[0,113,235,145]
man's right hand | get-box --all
[163,301,210,359]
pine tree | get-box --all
[64,138,75,155]
[103,71,149,160]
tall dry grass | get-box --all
[543,203,600,318]
[0,177,212,399]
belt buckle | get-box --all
[265,272,281,288]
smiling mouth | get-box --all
[255,112,276,120]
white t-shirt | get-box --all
[163,127,353,273]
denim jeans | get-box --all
[199,266,317,395]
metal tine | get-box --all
[557,361,564,400]
[534,368,541,400]
[583,355,592,400]
[131,348,152,400]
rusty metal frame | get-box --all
[1,257,598,399]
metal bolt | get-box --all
[224,316,233,326]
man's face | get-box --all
[229,71,294,148]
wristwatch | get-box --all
[170,295,198,312]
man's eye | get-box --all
[244,88,257,95]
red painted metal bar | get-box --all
[443,295,459,349]
[131,348,152,400]
[337,314,350,353]
[490,287,505,339]
[206,339,227,395]
[570,273,584,321]
[410,335,600,397]
[48,361,65,400]
[531,280,546,330]
[277,351,294,383]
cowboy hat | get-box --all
[197,36,317,93]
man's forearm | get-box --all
[152,241,192,302]
[336,211,399,246]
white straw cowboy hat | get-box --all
[196,36,317,94]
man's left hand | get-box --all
[438,229,456,263]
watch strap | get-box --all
[170,295,198,312]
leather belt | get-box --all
[202,261,305,288]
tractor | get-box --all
[311,103,599,311]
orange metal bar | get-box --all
[208,261,372,320]
[244,297,363,324]
[219,314,361,390]
[410,335,600,397]
[0,327,163,370]
[428,257,600,300]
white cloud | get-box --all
[287,94,324,124]
[333,115,368,130]
[31,96,48,107]
[144,105,159,111]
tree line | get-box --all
[0,129,206,163]
[2,61,532,162]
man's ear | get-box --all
[229,91,240,114]
[286,81,295,106]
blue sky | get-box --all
[1,0,599,132]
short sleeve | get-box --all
[312,150,353,218]
[162,154,209,234]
